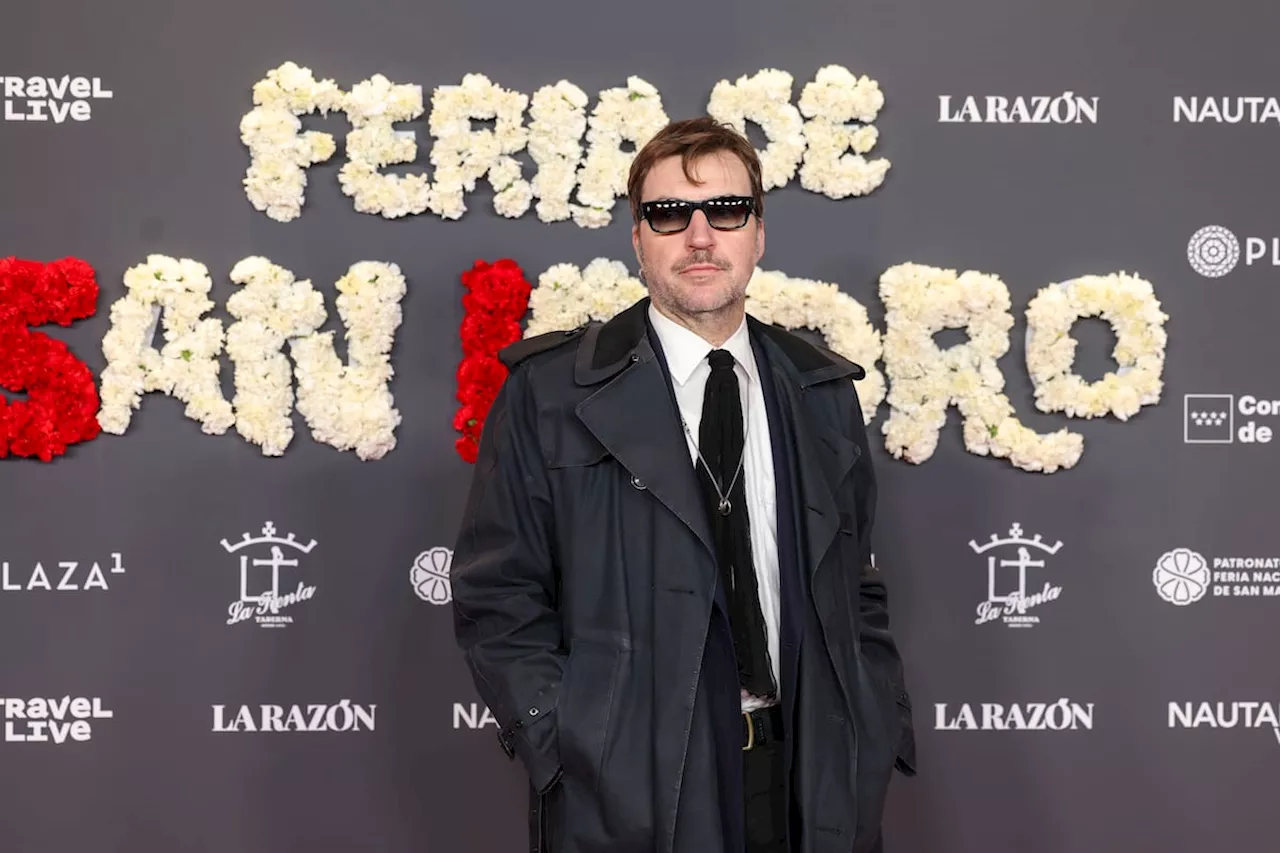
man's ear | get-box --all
[632,224,645,275]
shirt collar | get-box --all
[647,302,757,387]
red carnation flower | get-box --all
[453,258,532,463]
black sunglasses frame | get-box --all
[639,195,757,234]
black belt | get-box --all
[742,704,784,751]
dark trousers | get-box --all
[743,738,787,853]
[742,741,888,853]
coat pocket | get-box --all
[556,639,621,786]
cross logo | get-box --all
[220,522,318,628]
[969,523,1064,628]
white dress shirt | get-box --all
[647,303,780,712]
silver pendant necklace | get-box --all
[681,413,749,517]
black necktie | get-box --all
[694,348,776,698]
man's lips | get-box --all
[679,264,722,274]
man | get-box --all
[452,116,915,853]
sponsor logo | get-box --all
[1184,394,1276,444]
[212,702,376,733]
[1169,701,1280,745]
[411,547,452,605]
[969,523,1064,628]
[934,700,1095,731]
[2,75,113,123]
[1174,97,1280,124]
[1,553,125,592]
[1153,547,1280,604]
[220,521,317,628]
[1186,225,1280,278]
[453,702,498,730]
[1184,394,1234,443]
[938,92,1099,124]
[2,696,112,744]
[1187,225,1240,278]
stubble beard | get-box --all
[640,250,748,327]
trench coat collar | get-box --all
[574,297,864,389]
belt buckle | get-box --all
[742,711,756,752]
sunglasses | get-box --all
[639,195,757,234]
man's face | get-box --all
[632,152,764,323]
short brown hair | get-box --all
[626,116,764,225]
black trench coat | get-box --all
[452,297,916,853]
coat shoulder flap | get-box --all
[752,319,866,381]
[497,324,590,370]
[811,339,865,380]
[792,330,866,381]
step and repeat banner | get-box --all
[1,0,1277,851]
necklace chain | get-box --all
[682,412,748,518]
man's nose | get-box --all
[685,210,715,249]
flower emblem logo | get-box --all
[412,547,453,605]
[1153,548,1210,605]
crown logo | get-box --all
[968,522,1062,555]
[221,521,318,554]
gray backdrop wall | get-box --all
[1,0,1277,851]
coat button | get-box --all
[631,475,646,490]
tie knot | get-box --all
[708,349,735,372]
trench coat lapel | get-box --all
[573,299,716,563]
[794,411,860,579]
[749,318,863,581]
